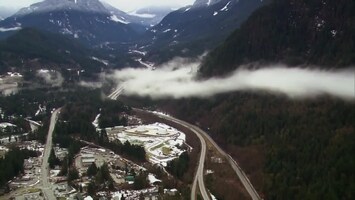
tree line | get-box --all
[166,152,190,180]
[53,96,146,164]
[160,93,355,199]
[0,148,39,189]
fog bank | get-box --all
[107,61,355,100]
[36,70,64,87]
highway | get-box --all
[109,88,260,200]
[195,125,262,200]
[40,108,61,200]
[139,110,211,200]
[179,120,210,200]
[108,86,124,100]
[149,111,261,200]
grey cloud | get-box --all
[106,59,355,100]
[36,70,64,87]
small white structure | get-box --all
[0,122,16,130]
[84,196,94,200]
[81,154,95,167]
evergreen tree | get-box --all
[87,181,96,196]
[87,162,98,177]
[59,156,68,176]
[48,148,60,169]
[166,152,190,179]
[133,172,149,190]
[68,167,79,182]
[100,163,111,181]
[0,148,38,188]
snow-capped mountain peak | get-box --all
[15,0,109,16]
[0,0,144,46]
[193,0,221,8]
[101,2,174,27]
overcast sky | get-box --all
[0,0,195,12]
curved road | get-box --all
[108,86,124,100]
[192,125,261,200]
[110,89,260,199]
[41,108,61,200]
[149,111,261,200]
[173,118,210,200]
[139,110,211,200]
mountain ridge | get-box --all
[200,0,355,77]
[14,0,109,16]
[0,0,142,46]
[140,0,268,63]
[0,28,104,73]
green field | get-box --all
[162,147,171,155]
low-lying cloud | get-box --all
[106,60,355,100]
[79,81,103,89]
[36,70,64,87]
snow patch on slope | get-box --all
[129,11,156,18]
[148,174,161,184]
[163,29,171,33]
[0,27,21,32]
[91,57,109,65]
[220,1,231,11]
[110,15,129,24]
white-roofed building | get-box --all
[84,196,93,200]
[81,154,95,167]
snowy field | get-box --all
[107,123,187,166]
[111,186,159,200]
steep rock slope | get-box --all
[200,0,355,76]
[142,0,268,63]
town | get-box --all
[0,100,188,200]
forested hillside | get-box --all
[158,94,355,199]
[0,28,104,73]
[142,0,355,199]
[200,0,355,76]
[142,0,268,64]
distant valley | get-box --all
[0,0,354,200]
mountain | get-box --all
[15,0,108,16]
[102,3,173,28]
[200,0,355,76]
[0,0,142,46]
[151,0,355,199]
[100,2,137,24]
[0,28,105,73]
[129,6,176,27]
[192,0,221,7]
[140,0,268,63]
